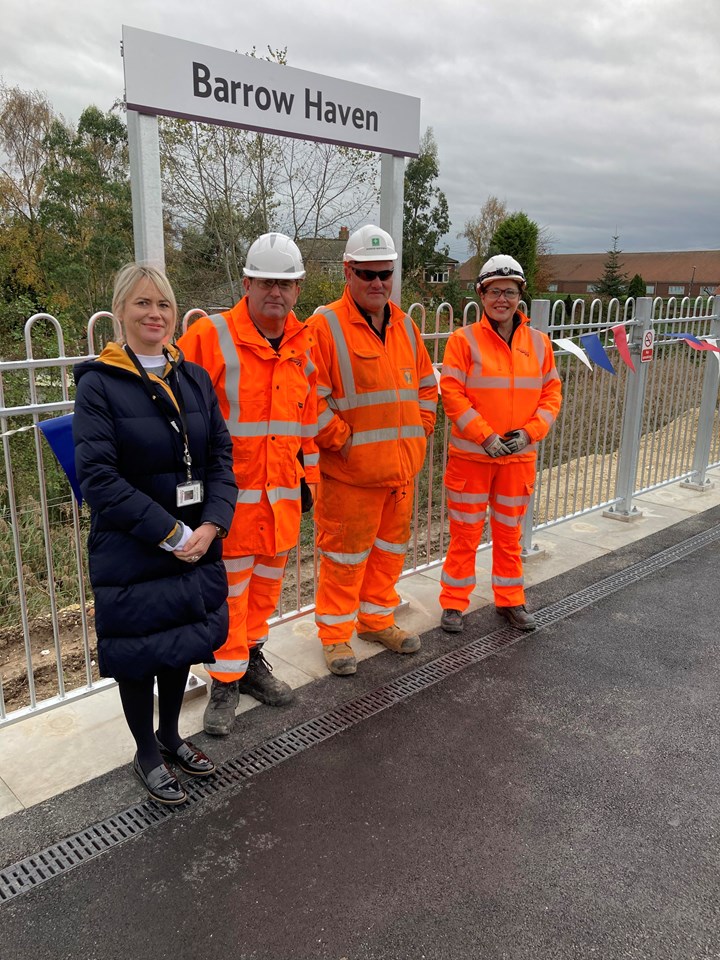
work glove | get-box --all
[482,433,512,458]
[502,429,530,454]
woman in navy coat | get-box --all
[73,264,236,805]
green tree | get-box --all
[39,106,133,324]
[402,127,450,278]
[294,265,344,322]
[627,273,645,298]
[488,211,539,296]
[594,235,628,298]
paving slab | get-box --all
[0,779,22,818]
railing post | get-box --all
[681,299,720,489]
[521,299,550,558]
[604,296,653,520]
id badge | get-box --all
[176,480,204,507]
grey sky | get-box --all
[2,0,718,262]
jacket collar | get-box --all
[94,341,181,376]
[90,342,183,410]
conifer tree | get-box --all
[594,235,628,297]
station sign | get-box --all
[122,27,421,156]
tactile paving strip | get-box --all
[2,522,718,905]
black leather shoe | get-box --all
[495,604,537,631]
[156,736,215,777]
[440,608,464,633]
[133,754,187,805]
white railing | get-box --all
[1,296,718,726]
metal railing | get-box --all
[1,296,718,726]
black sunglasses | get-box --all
[350,266,394,282]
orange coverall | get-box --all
[439,311,562,611]
[178,299,319,680]
[310,288,438,645]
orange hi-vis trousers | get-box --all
[439,456,536,611]
[206,551,290,683]
[314,475,414,646]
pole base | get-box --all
[602,506,643,523]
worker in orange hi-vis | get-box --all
[309,225,438,677]
[439,255,562,635]
[177,233,319,735]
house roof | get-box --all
[297,237,346,263]
[458,255,482,282]
[545,250,720,286]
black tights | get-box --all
[118,665,190,775]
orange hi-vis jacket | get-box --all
[177,298,319,557]
[440,311,562,462]
[310,288,438,487]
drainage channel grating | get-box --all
[2,522,719,905]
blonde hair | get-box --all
[112,264,178,326]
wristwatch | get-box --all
[202,522,227,539]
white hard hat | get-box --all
[243,233,306,280]
[343,224,398,262]
[477,255,526,290]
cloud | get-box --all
[2,0,718,258]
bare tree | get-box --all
[274,139,377,253]
[458,195,508,263]
[160,118,281,302]
[0,83,60,224]
[158,44,378,305]
[0,83,65,292]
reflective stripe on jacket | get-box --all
[309,287,438,487]
[440,311,562,462]
[177,298,319,556]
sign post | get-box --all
[126,110,165,267]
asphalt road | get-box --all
[2,509,720,959]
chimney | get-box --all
[339,226,349,241]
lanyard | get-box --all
[124,345,194,482]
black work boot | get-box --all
[440,609,463,633]
[236,647,294,706]
[495,604,537,631]
[203,679,239,736]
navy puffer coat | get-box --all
[73,343,236,681]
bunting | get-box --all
[553,337,592,369]
[611,324,636,372]
[580,334,616,374]
[552,324,719,374]
[657,332,720,353]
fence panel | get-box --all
[1,296,718,726]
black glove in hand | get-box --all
[482,433,512,457]
[502,429,530,454]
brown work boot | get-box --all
[323,642,357,676]
[357,624,421,654]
